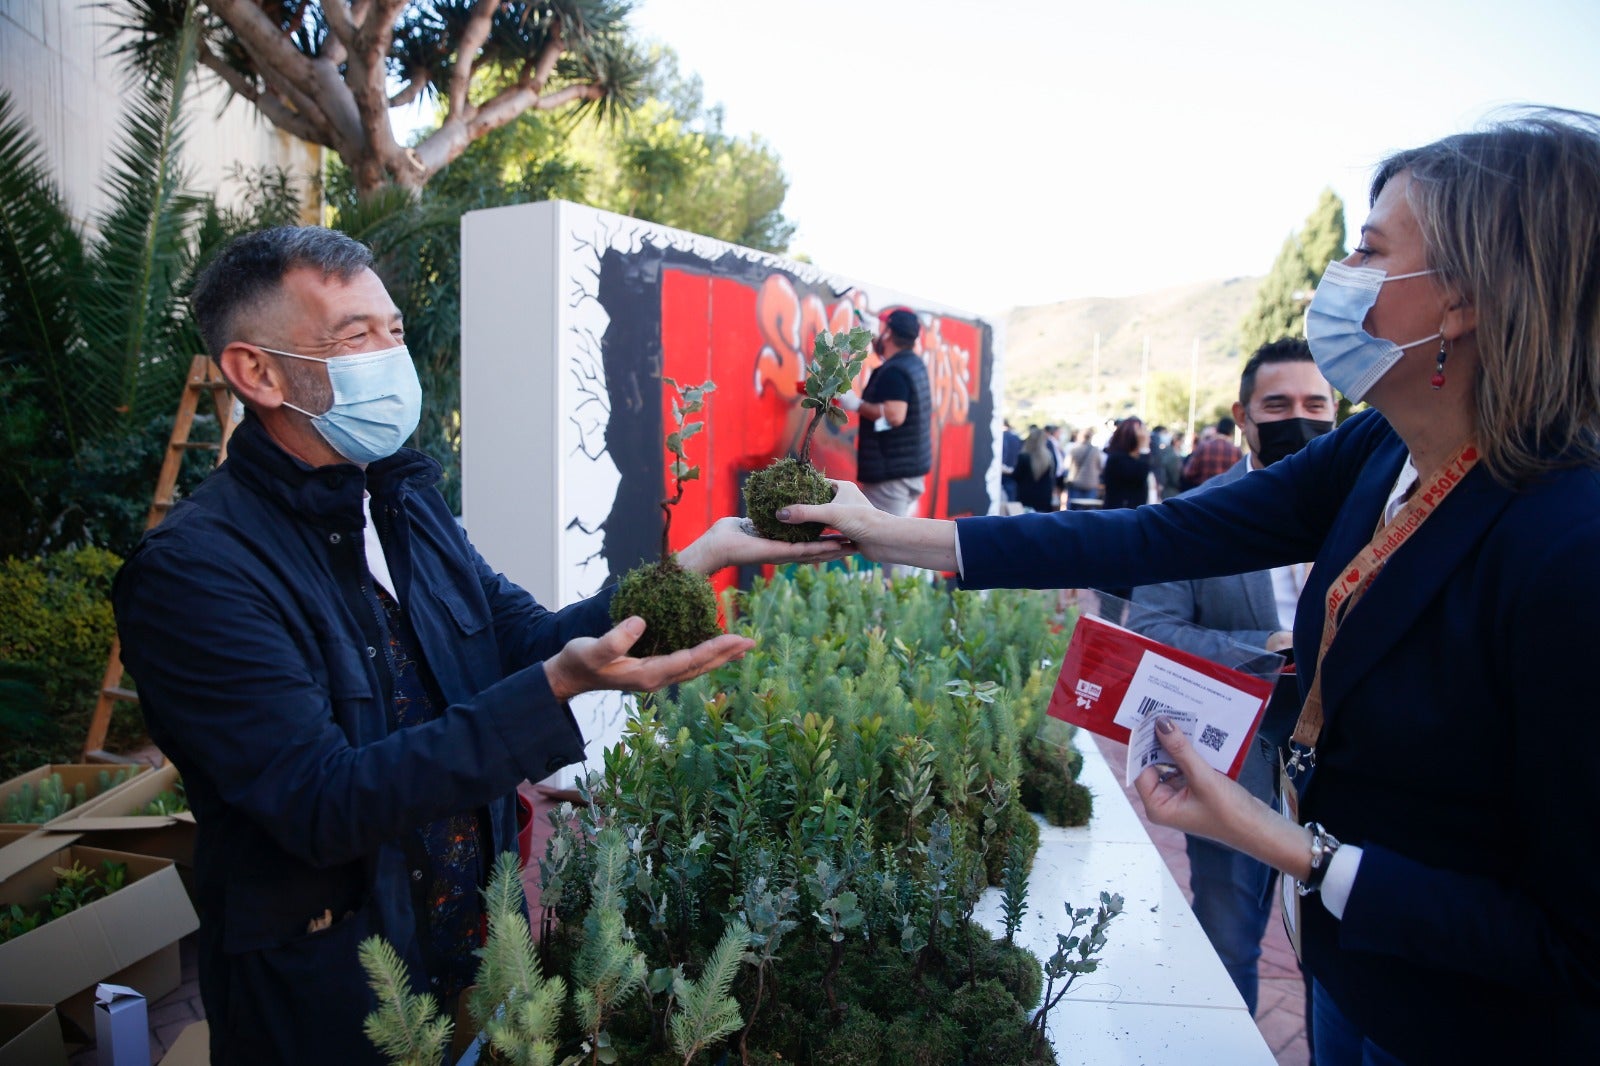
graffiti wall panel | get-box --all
[462,201,998,780]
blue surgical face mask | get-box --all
[1304,261,1439,403]
[262,344,421,464]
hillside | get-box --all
[1000,275,1263,434]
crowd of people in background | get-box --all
[999,407,1245,517]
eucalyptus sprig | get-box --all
[796,327,873,466]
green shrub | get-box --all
[0,546,131,776]
[360,567,1116,1065]
[0,860,128,944]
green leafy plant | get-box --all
[0,860,130,944]
[1,769,129,823]
[140,780,188,816]
[1029,893,1125,1053]
[366,568,1113,1065]
[0,547,129,777]
[743,324,872,542]
[609,378,721,657]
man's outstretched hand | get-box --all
[543,616,755,701]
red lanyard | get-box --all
[1284,440,1481,769]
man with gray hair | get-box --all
[113,226,844,1064]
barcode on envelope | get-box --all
[1136,696,1175,719]
[1135,692,1177,770]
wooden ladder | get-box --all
[82,356,239,763]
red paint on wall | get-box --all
[659,267,985,600]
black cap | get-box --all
[880,307,920,341]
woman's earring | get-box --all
[1430,339,1448,390]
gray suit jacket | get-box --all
[1128,457,1302,792]
[1129,458,1284,656]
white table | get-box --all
[974,738,1277,1065]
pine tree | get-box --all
[1239,188,1348,355]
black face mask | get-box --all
[1253,416,1334,466]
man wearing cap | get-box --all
[838,307,932,575]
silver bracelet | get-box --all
[1296,821,1341,897]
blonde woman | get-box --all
[786,109,1600,1062]
[1013,427,1057,512]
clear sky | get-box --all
[628,0,1600,316]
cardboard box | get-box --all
[0,765,148,830]
[158,1021,208,1066]
[95,984,151,1066]
[0,846,197,1041]
[0,1003,67,1066]
[48,765,195,884]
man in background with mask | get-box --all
[1126,336,1333,1027]
[112,227,845,1065]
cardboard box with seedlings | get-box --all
[0,845,197,1041]
[0,765,147,829]
[47,764,195,892]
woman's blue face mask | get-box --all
[263,344,422,464]
[1304,261,1439,403]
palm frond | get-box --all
[78,0,208,440]
[0,90,87,455]
[97,0,192,86]
[555,31,649,127]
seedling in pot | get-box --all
[609,378,722,658]
[743,322,873,542]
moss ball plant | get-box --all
[611,377,722,656]
[745,456,836,541]
[609,554,719,659]
[744,324,871,542]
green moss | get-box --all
[946,978,1037,1063]
[972,938,1044,1011]
[813,1004,887,1065]
[743,457,837,542]
[1020,737,1093,827]
[609,555,720,658]
[985,804,1041,885]
[882,1013,964,1066]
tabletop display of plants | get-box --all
[363,567,1111,1064]
[0,859,129,944]
[1,768,130,823]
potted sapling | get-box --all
[743,322,873,542]
[609,378,722,658]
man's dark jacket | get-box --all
[113,415,606,1065]
[856,348,932,483]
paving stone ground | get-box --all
[1093,732,1310,1066]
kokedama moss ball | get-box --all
[609,556,720,657]
[743,457,837,542]
[1020,736,1093,827]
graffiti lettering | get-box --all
[754,275,860,401]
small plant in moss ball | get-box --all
[743,322,873,542]
[610,378,722,658]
